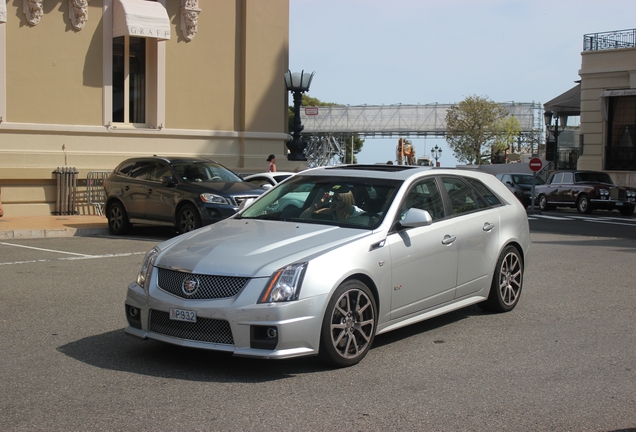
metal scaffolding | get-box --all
[297,102,543,166]
[300,102,541,137]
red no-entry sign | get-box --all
[529,157,542,172]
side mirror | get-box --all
[261,184,273,190]
[396,208,433,230]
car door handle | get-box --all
[147,188,153,195]
[442,234,456,245]
[483,222,495,232]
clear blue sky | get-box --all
[289,0,635,166]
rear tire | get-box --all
[319,280,377,368]
[480,246,523,313]
[107,201,130,235]
[538,194,550,211]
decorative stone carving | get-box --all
[181,0,201,41]
[69,0,88,31]
[24,0,44,26]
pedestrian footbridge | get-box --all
[298,102,543,166]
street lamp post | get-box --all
[431,144,442,167]
[543,110,568,169]
[284,70,315,161]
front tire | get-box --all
[319,280,377,367]
[480,246,523,313]
[576,194,592,214]
[620,206,635,216]
[177,203,201,234]
[107,201,130,235]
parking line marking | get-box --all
[0,241,96,256]
[0,251,146,266]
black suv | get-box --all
[103,156,264,234]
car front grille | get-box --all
[610,187,626,200]
[149,310,234,345]
[233,195,260,207]
[157,268,249,300]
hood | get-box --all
[156,219,371,277]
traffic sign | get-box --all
[529,157,542,172]
[305,107,319,116]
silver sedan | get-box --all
[124,165,530,367]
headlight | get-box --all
[200,193,230,204]
[599,189,609,196]
[258,263,308,303]
[627,190,636,198]
[137,246,161,288]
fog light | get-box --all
[266,327,278,339]
[125,304,142,329]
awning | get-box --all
[113,0,171,40]
[544,84,580,116]
[598,88,636,121]
[0,1,7,23]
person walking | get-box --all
[266,154,277,172]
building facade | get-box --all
[0,0,293,217]
[578,29,636,186]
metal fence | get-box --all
[86,171,111,216]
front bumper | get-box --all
[590,198,635,210]
[124,280,327,360]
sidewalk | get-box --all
[0,215,110,239]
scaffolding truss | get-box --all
[296,102,543,166]
[300,102,542,137]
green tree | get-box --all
[288,95,364,164]
[445,95,521,165]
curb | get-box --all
[0,226,110,240]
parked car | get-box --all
[124,164,530,367]
[495,172,545,207]
[103,156,264,235]
[243,171,295,189]
[535,170,636,215]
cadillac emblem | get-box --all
[182,276,200,296]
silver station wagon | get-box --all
[124,165,531,367]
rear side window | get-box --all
[442,177,483,215]
[465,178,502,206]
[129,162,152,180]
[116,161,136,176]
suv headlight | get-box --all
[137,246,160,289]
[258,263,308,303]
[200,193,230,204]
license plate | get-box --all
[169,308,196,323]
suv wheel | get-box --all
[107,201,130,235]
[177,204,202,234]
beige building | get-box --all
[0,0,295,217]
[572,29,636,186]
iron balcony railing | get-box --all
[584,29,636,51]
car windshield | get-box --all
[574,172,614,184]
[238,175,402,229]
[513,174,545,185]
[171,161,242,183]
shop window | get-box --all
[606,96,636,170]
